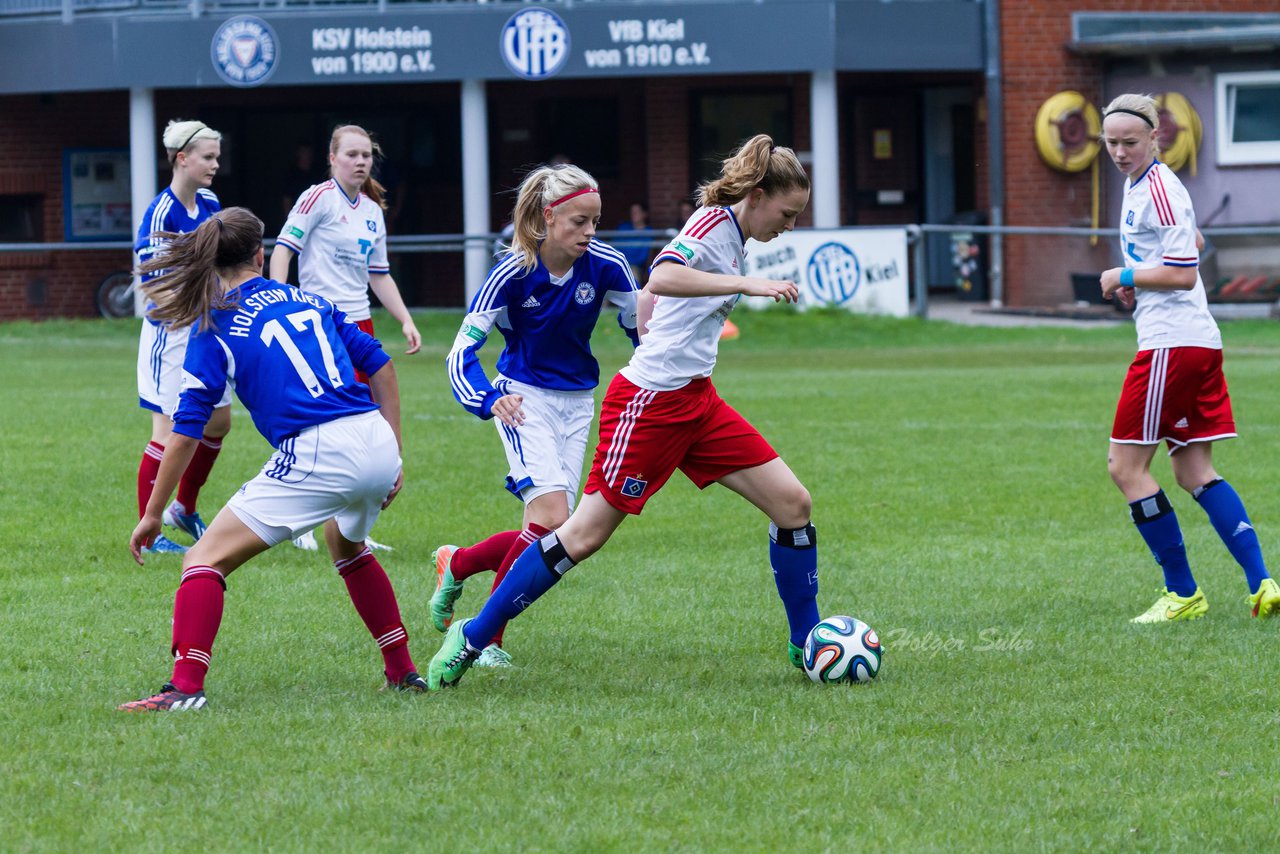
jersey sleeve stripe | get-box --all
[1162,261,1197,267]
[652,250,690,267]
[276,236,304,254]
[368,266,390,274]
[1150,168,1175,226]
[473,255,524,312]
[299,182,334,215]
[688,210,728,240]
[587,242,639,290]
[685,208,724,238]
[1163,255,1196,261]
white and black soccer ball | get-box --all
[802,615,882,684]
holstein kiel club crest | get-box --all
[211,16,280,87]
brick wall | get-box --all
[1001,0,1280,306]
[0,92,132,320]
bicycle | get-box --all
[96,270,136,318]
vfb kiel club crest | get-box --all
[211,16,279,87]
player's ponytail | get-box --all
[329,124,388,210]
[162,119,222,168]
[698,134,809,208]
[507,164,599,275]
[140,207,263,332]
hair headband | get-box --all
[1103,108,1154,129]
[546,187,598,209]
[178,123,208,152]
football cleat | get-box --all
[788,641,804,669]
[1248,578,1280,618]
[429,544,464,632]
[383,671,428,693]
[144,534,188,555]
[475,644,513,668]
[427,619,479,690]
[292,529,319,551]
[117,683,207,712]
[163,501,208,541]
[365,537,394,552]
[1131,587,1208,624]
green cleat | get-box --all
[428,619,479,690]
[429,544,464,632]
[788,641,804,669]
[1248,578,1280,618]
[1131,587,1208,624]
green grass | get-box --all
[2,309,1279,851]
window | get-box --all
[691,91,791,188]
[1216,71,1280,165]
[0,195,43,243]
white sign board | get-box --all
[745,227,909,317]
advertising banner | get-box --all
[745,228,909,317]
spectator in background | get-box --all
[281,142,322,222]
[615,201,653,284]
[676,198,696,229]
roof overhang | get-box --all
[1071,12,1280,56]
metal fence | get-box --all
[5,224,1279,319]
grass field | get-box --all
[2,308,1278,851]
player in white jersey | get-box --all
[426,135,830,691]
[1099,94,1276,623]
[120,207,427,711]
[428,165,638,667]
[133,120,234,554]
[271,124,420,551]
[271,124,421,368]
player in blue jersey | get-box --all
[429,164,639,667]
[119,207,426,711]
[426,135,816,691]
[134,120,233,553]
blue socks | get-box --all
[1129,490,1197,597]
[1194,479,1270,594]
[770,523,821,648]
[463,532,573,649]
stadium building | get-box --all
[0,0,1277,319]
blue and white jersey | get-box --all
[447,239,639,419]
[171,277,388,448]
[135,187,221,286]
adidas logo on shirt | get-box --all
[522,295,541,308]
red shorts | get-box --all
[584,374,778,514]
[1111,347,1235,452]
[354,318,377,388]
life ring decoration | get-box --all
[1155,92,1202,176]
[1034,91,1101,173]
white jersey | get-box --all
[1121,161,1220,351]
[621,206,746,391]
[276,179,390,321]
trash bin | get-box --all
[949,210,987,301]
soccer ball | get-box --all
[802,615,882,684]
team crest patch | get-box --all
[366,220,377,233]
[574,281,596,305]
[210,16,279,88]
[1126,210,1135,226]
[621,476,648,498]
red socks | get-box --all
[169,566,226,693]
[336,548,415,682]
[137,441,164,518]
[488,523,551,647]
[176,435,222,514]
[451,529,522,581]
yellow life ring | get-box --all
[1034,91,1101,173]
[1155,92,1202,176]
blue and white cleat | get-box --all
[164,501,208,541]
[144,533,188,555]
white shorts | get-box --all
[493,376,594,509]
[225,411,401,547]
[138,319,232,416]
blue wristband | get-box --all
[1120,268,1135,287]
